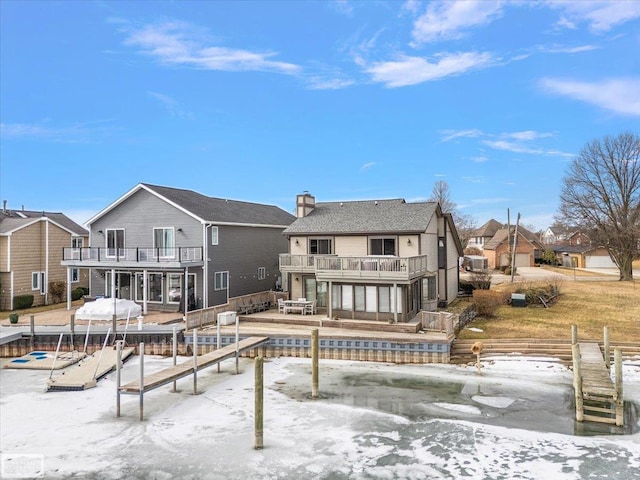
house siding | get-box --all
[335,236,367,256]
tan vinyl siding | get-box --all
[0,237,8,271]
[9,222,47,306]
[335,236,366,256]
[398,235,419,257]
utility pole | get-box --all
[510,212,521,283]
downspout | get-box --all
[66,267,72,310]
[45,217,49,304]
[7,235,12,310]
[203,223,209,309]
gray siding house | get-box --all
[62,184,294,314]
[280,193,463,323]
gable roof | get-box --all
[87,183,295,228]
[472,219,504,238]
[283,199,439,235]
[483,225,541,251]
[0,210,88,236]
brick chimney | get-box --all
[296,191,315,218]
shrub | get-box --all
[472,290,503,317]
[71,287,88,301]
[49,281,66,303]
[13,295,34,309]
[9,313,19,324]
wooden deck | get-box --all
[47,347,135,391]
[573,342,623,425]
[119,336,269,395]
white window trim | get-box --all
[258,267,266,280]
[214,271,229,291]
[211,226,219,245]
[32,272,41,290]
[106,228,125,258]
[71,268,79,283]
[153,226,176,259]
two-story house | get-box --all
[279,193,463,323]
[61,183,295,314]
[1,203,89,310]
[482,225,544,269]
[466,219,503,252]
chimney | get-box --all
[296,191,315,218]
[2,200,6,214]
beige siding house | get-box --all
[0,206,89,310]
[279,193,463,323]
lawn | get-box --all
[455,280,640,342]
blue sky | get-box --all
[1,1,639,231]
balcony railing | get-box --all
[280,254,430,281]
[62,247,203,264]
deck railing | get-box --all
[62,247,203,263]
[280,254,429,280]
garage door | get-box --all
[585,255,616,268]
[514,253,530,267]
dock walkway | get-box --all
[573,342,623,425]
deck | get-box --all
[119,336,269,395]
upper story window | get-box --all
[211,226,219,245]
[438,237,446,269]
[309,238,332,255]
[370,238,396,256]
[258,267,266,280]
[71,237,83,248]
[106,229,125,257]
[154,227,175,258]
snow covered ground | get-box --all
[1,354,639,479]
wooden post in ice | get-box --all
[139,342,145,421]
[614,348,623,426]
[30,315,35,349]
[311,329,319,399]
[254,356,264,450]
[216,316,221,373]
[603,326,610,371]
[571,343,584,422]
[70,314,75,350]
[571,324,577,345]
[470,341,483,375]
[235,314,240,374]
[116,340,122,417]
[112,314,117,344]
[193,328,198,394]
[172,326,178,393]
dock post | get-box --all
[112,314,117,344]
[70,314,75,350]
[235,315,240,374]
[614,348,623,426]
[603,326,610,371]
[254,356,264,450]
[172,326,178,392]
[571,324,577,345]
[193,328,198,394]
[572,343,584,422]
[139,342,144,421]
[30,315,35,349]
[217,317,221,373]
[116,340,122,417]
[311,329,319,399]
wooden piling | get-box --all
[603,326,610,371]
[70,314,75,350]
[235,316,240,374]
[112,314,117,344]
[116,340,122,417]
[139,342,144,421]
[217,318,221,373]
[571,343,584,422]
[311,329,319,399]
[254,356,264,450]
[614,348,623,426]
[172,326,178,393]
[193,328,198,394]
[571,324,577,345]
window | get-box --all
[154,227,175,258]
[370,238,396,256]
[258,267,266,280]
[211,226,219,245]
[106,229,125,257]
[71,237,83,248]
[215,271,228,291]
[309,238,332,254]
[354,286,365,311]
[71,268,79,283]
[438,237,446,269]
[32,272,45,294]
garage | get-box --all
[585,254,616,268]
[514,253,530,267]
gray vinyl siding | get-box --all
[207,224,288,305]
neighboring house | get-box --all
[551,244,617,269]
[542,226,588,246]
[467,219,503,252]
[279,193,463,323]
[61,184,295,314]
[483,225,544,269]
[0,203,89,310]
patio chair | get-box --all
[277,298,286,314]
[305,300,316,315]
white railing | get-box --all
[62,247,203,263]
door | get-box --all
[514,253,530,267]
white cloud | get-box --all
[462,176,487,184]
[547,0,640,33]
[540,77,640,116]
[439,129,484,142]
[123,21,301,75]
[0,121,116,142]
[540,44,599,54]
[507,130,554,141]
[147,91,193,119]
[305,76,355,90]
[360,162,376,171]
[366,51,494,87]
[482,139,573,158]
[411,0,505,44]
[470,155,489,163]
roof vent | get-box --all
[375,201,378,205]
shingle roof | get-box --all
[483,225,541,250]
[283,199,439,235]
[472,219,504,238]
[0,210,88,235]
[143,184,295,227]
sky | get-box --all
[1,0,639,231]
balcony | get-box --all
[62,247,204,269]
[279,254,430,282]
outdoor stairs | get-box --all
[450,338,640,365]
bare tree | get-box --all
[429,180,478,248]
[558,132,640,281]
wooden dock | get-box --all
[572,341,623,426]
[47,347,135,391]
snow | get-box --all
[1,355,639,479]
[74,298,142,321]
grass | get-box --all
[455,280,640,342]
